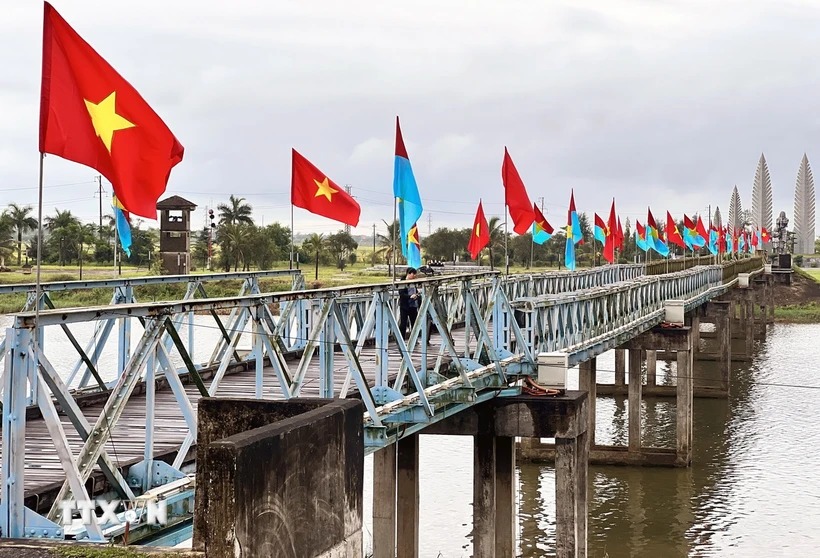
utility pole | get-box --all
[344,186,352,235]
[372,223,376,265]
[427,213,432,236]
[97,175,103,239]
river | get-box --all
[3,316,818,556]
[360,323,820,557]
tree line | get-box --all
[0,202,155,269]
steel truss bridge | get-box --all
[0,259,762,541]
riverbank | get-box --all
[773,267,820,322]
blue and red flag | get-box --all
[565,190,583,270]
[531,203,553,245]
[393,117,423,261]
[112,194,132,257]
[407,222,421,268]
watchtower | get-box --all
[157,195,197,275]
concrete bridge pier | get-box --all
[432,394,589,558]
[614,349,626,387]
[371,434,421,558]
[645,350,657,387]
[542,325,695,467]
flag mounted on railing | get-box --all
[393,117,423,261]
[667,211,686,249]
[647,209,669,257]
[708,227,719,255]
[593,213,607,245]
[112,195,132,257]
[468,200,490,259]
[39,2,184,219]
[407,222,422,269]
[291,149,361,226]
[531,203,553,245]
[635,220,649,252]
[603,199,616,264]
[502,148,534,234]
[565,190,583,270]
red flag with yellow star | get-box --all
[467,200,490,260]
[291,149,361,227]
[39,3,184,219]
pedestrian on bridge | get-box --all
[399,267,420,338]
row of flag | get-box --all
[634,209,771,257]
[36,3,768,269]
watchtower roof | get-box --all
[157,195,197,210]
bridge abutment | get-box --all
[194,397,365,558]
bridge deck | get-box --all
[1,328,475,505]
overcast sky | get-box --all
[2,0,819,237]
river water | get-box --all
[3,315,819,556]
[360,324,820,557]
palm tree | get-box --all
[217,195,254,226]
[219,222,253,271]
[6,203,37,266]
[0,213,16,268]
[44,209,81,265]
[301,233,325,280]
[486,216,505,271]
[375,220,400,269]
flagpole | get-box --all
[529,228,534,270]
[114,217,119,275]
[392,198,397,283]
[290,203,294,269]
[34,153,45,373]
[504,211,509,274]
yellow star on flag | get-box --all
[84,92,135,153]
[475,223,480,237]
[408,226,419,245]
[314,177,337,201]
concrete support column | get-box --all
[713,302,732,393]
[555,429,588,558]
[373,445,397,558]
[495,436,516,558]
[578,358,597,447]
[768,278,776,324]
[473,429,497,558]
[397,434,419,558]
[614,349,626,387]
[645,350,657,387]
[628,348,642,453]
[691,314,701,355]
[675,330,694,466]
[744,292,755,355]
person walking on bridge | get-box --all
[399,267,420,339]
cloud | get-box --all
[1,0,820,238]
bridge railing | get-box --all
[1,270,535,539]
[0,270,304,406]
[0,256,770,541]
[512,260,762,366]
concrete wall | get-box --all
[194,398,364,558]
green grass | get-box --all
[799,267,820,282]
[774,301,820,323]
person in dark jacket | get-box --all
[399,267,419,339]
